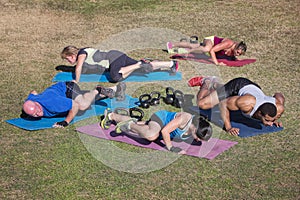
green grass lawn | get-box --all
[0,0,299,199]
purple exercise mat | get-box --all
[76,123,238,160]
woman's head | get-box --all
[234,41,247,56]
[192,116,212,141]
[61,46,79,64]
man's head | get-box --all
[22,100,43,118]
[256,102,277,126]
[192,116,212,141]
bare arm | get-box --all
[161,112,190,154]
[53,100,79,128]
[74,54,86,82]
[219,95,255,135]
[210,39,233,65]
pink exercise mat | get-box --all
[171,53,256,67]
[76,123,238,160]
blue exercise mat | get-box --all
[52,71,182,82]
[6,95,139,131]
[189,106,283,138]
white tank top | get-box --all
[238,85,275,117]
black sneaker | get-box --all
[139,61,153,73]
[115,82,126,101]
[96,85,115,98]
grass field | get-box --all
[0,0,299,199]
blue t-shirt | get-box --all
[26,82,72,117]
[155,110,192,140]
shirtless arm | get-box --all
[210,39,233,65]
[74,54,86,83]
[220,95,255,135]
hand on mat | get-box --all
[273,121,283,127]
[217,62,227,66]
[53,120,69,128]
[227,127,240,136]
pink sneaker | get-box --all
[167,42,173,51]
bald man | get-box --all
[194,77,285,135]
[22,81,126,128]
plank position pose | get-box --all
[61,46,179,83]
[167,36,247,66]
[100,109,212,154]
[22,81,126,128]
[194,77,285,135]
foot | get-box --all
[139,61,153,73]
[96,85,115,98]
[170,60,179,74]
[187,76,205,87]
[202,76,220,90]
[115,82,126,101]
[100,108,113,130]
[115,118,137,134]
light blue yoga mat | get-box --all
[52,71,182,82]
[189,106,283,138]
[6,95,139,131]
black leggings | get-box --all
[216,77,261,101]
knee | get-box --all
[110,73,123,83]
[78,102,91,110]
[197,99,210,110]
[144,132,159,141]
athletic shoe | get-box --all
[187,76,205,87]
[139,62,153,73]
[115,82,126,101]
[115,118,137,134]
[177,48,189,54]
[170,60,179,74]
[202,76,220,90]
[100,108,113,130]
[166,42,173,51]
[96,85,115,98]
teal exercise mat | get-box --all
[189,106,283,138]
[52,71,182,82]
[6,95,139,131]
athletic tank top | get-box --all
[238,85,276,117]
[155,110,194,140]
[79,48,110,68]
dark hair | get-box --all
[257,103,277,117]
[236,41,247,53]
[192,116,212,141]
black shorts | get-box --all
[149,113,164,129]
[216,77,261,101]
[65,82,84,99]
[108,50,138,82]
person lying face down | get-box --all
[100,109,212,154]
[167,36,247,66]
[193,77,285,136]
[61,45,179,83]
[22,81,126,128]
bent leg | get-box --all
[197,90,220,110]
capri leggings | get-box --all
[216,77,261,101]
[108,50,138,82]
